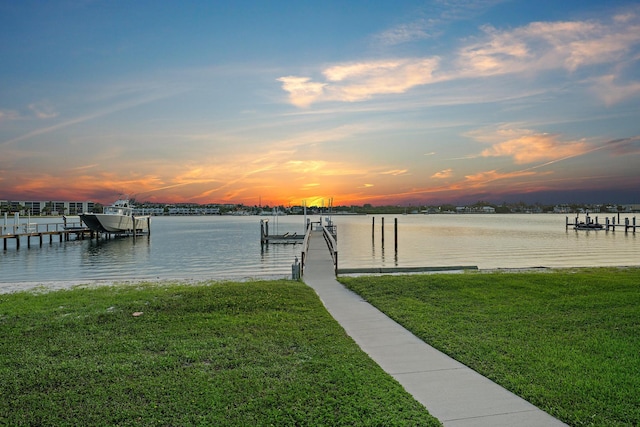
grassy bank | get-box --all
[0,281,439,426]
[340,268,640,426]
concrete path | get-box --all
[302,230,567,427]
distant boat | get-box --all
[80,199,149,233]
[574,222,604,230]
[260,209,286,216]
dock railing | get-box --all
[300,222,312,276]
[1,220,86,237]
[300,220,339,276]
[2,217,92,250]
[321,224,338,274]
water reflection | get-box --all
[336,214,640,270]
[1,214,638,290]
[1,216,304,285]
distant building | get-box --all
[133,206,165,216]
[1,200,95,215]
[456,205,496,213]
[165,205,220,215]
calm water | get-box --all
[1,214,638,293]
[339,214,639,270]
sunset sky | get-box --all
[1,0,639,207]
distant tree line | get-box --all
[131,200,636,215]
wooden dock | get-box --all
[260,219,305,245]
[566,213,637,232]
[1,217,94,250]
[1,215,150,249]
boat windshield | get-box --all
[104,201,132,215]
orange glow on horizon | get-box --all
[7,167,638,207]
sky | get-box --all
[1,0,639,207]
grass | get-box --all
[339,268,640,427]
[0,280,439,426]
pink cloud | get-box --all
[469,127,589,164]
[431,168,453,179]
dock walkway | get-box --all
[1,219,93,250]
[302,229,566,427]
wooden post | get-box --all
[372,217,375,239]
[394,218,398,252]
[381,217,385,247]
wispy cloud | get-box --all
[1,89,183,147]
[373,0,507,47]
[278,58,440,107]
[468,127,640,170]
[279,7,640,107]
[0,110,20,121]
[456,15,640,77]
[604,136,640,156]
[590,74,640,106]
[28,102,58,119]
[468,126,589,164]
[375,19,439,46]
[431,168,453,179]
[381,169,409,176]
[463,169,539,188]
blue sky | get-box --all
[1,0,639,206]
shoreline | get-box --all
[2,265,638,295]
[0,274,293,295]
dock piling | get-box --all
[394,218,398,252]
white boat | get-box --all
[80,199,149,233]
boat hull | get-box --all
[573,222,603,230]
[80,213,149,233]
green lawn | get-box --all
[0,281,439,426]
[340,268,640,427]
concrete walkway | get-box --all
[302,230,567,427]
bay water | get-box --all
[1,213,638,293]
